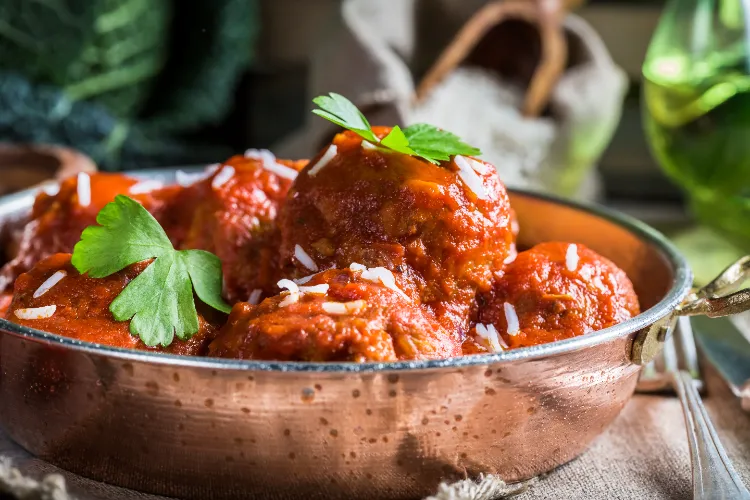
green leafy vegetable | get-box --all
[312,92,481,164]
[312,93,378,143]
[402,123,481,162]
[72,195,231,347]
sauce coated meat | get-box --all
[208,268,461,362]
[1,140,644,360]
[470,242,640,351]
[278,129,514,337]
[7,253,220,355]
[0,173,178,292]
[164,155,307,304]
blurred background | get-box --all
[0,0,746,281]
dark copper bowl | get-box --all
[0,168,692,500]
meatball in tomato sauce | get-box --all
[0,173,178,292]
[208,267,461,362]
[6,253,220,355]
[163,153,307,304]
[277,129,514,336]
[472,242,639,351]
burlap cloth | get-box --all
[1,360,748,500]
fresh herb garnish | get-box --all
[312,92,481,164]
[71,195,231,347]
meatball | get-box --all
[208,268,461,362]
[6,253,219,355]
[163,153,307,304]
[472,242,640,351]
[277,129,514,337]
[0,172,178,292]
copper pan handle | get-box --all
[632,256,750,365]
[678,256,750,318]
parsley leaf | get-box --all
[380,126,419,157]
[402,123,481,162]
[312,93,482,164]
[312,93,378,143]
[72,195,231,347]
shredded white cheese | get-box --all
[504,302,520,336]
[212,166,235,189]
[349,262,409,299]
[276,279,330,306]
[298,284,329,295]
[277,279,299,294]
[176,168,212,187]
[466,157,491,174]
[277,279,300,307]
[293,274,315,285]
[248,289,263,305]
[321,300,367,315]
[566,244,579,272]
[511,217,520,236]
[42,183,60,196]
[77,172,91,208]
[504,246,517,265]
[294,245,319,271]
[307,145,338,177]
[15,305,56,320]
[245,148,298,180]
[128,179,163,194]
[33,271,67,299]
[454,156,489,200]
[476,323,508,351]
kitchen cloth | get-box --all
[2,361,749,500]
[274,0,627,201]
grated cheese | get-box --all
[15,305,56,320]
[307,145,338,177]
[504,303,520,336]
[298,284,329,295]
[294,245,319,271]
[476,323,508,352]
[176,168,213,187]
[212,166,235,189]
[504,246,517,265]
[349,262,409,299]
[33,271,67,299]
[128,180,163,194]
[245,148,298,180]
[566,244,579,272]
[454,156,489,200]
[321,300,367,315]
[77,172,91,207]
[248,289,263,305]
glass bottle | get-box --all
[643,0,750,248]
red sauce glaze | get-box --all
[0,173,179,292]
[0,293,11,317]
[162,156,307,304]
[6,253,220,355]
[472,242,640,351]
[277,128,514,338]
[208,269,461,362]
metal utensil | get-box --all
[692,315,750,412]
[672,371,750,500]
[637,317,750,499]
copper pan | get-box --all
[0,167,742,500]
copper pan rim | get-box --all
[0,168,693,373]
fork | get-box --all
[637,316,750,500]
